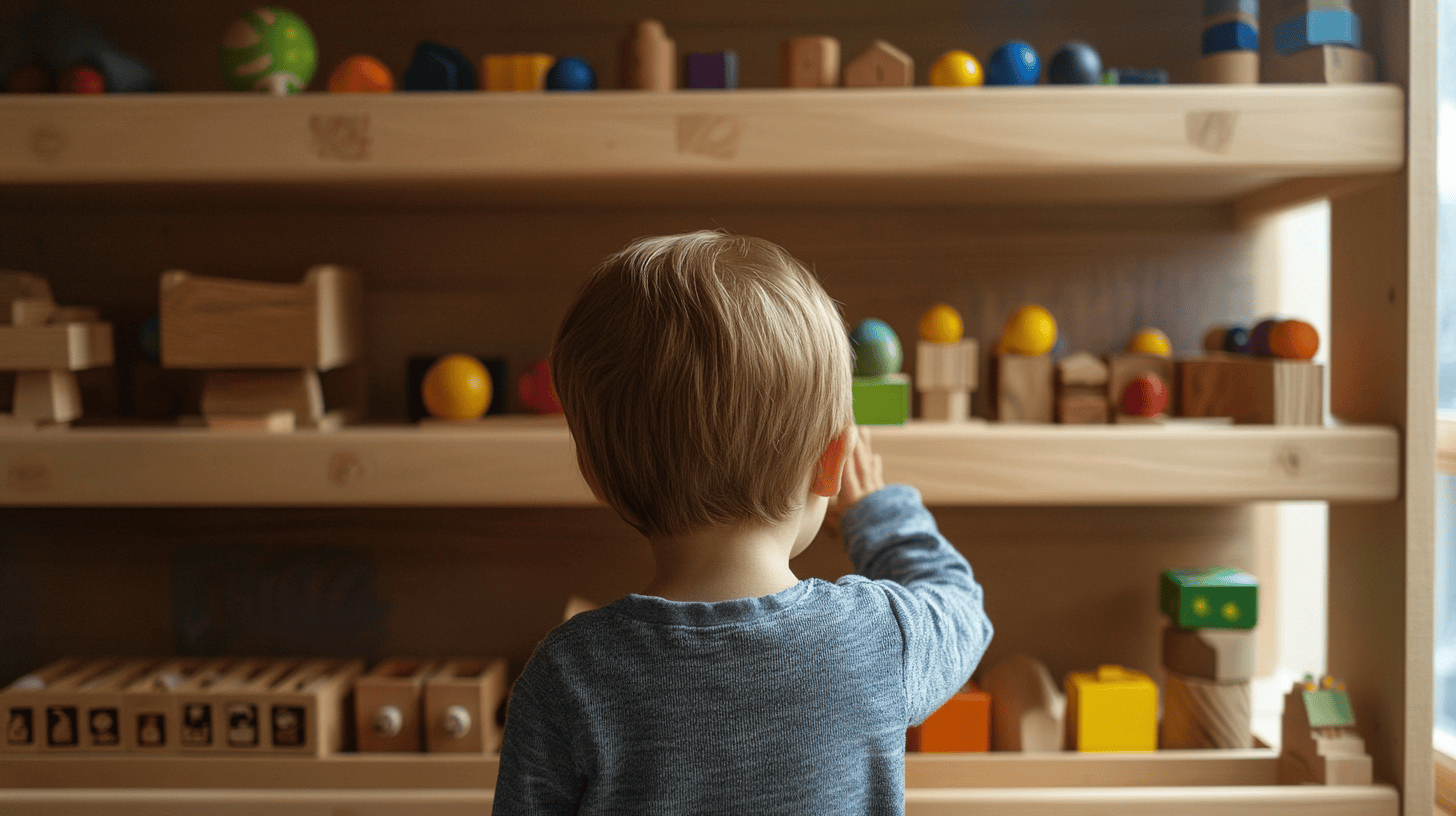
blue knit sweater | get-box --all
[493,485,993,815]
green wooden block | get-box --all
[1303,684,1356,728]
[853,374,910,425]
[1160,567,1258,630]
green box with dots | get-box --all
[1160,567,1258,630]
[852,374,910,426]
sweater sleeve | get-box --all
[492,653,585,815]
[839,484,994,725]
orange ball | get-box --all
[328,54,395,92]
[1268,319,1319,360]
[422,353,491,420]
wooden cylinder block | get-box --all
[1197,50,1260,83]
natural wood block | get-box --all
[1197,50,1259,83]
[12,369,82,424]
[200,369,324,430]
[1057,390,1109,424]
[622,20,675,91]
[1057,351,1108,388]
[354,659,441,753]
[920,389,972,422]
[424,658,509,753]
[994,354,1053,423]
[160,265,362,371]
[14,659,154,753]
[1178,355,1323,425]
[844,40,913,87]
[10,298,53,327]
[906,682,989,752]
[781,36,840,88]
[1162,622,1257,681]
[0,322,113,371]
[481,54,553,91]
[173,659,296,752]
[1278,679,1373,785]
[262,659,365,755]
[981,654,1064,752]
[118,659,228,752]
[1161,671,1253,749]
[1265,44,1375,83]
[1,659,89,753]
[917,339,978,391]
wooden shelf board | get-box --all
[0,86,1404,207]
[0,418,1397,506]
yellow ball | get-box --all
[1000,304,1057,356]
[422,353,492,420]
[930,50,984,87]
[1127,327,1172,356]
[919,303,964,343]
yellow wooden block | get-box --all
[482,54,554,91]
[1064,665,1158,752]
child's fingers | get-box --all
[871,453,884,488]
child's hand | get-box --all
[838,426,885,507]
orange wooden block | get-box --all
[906,682,989,752]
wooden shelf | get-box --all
[0,86,1404,207]
[0,752,1399,815]
[0,418,1398,507]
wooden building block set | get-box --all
[3,657,506,756]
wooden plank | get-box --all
[0,422,1398,506]
[0,87,1404,206]
[0,789,492,815]
[904,785,1399,816]
[906,749,1278,788]
[0,754,498,789]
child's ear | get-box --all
[810,427,855,497]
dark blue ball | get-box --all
[1048,41,1102,84]
[986,40,1040,86]
[1250,318,1279,356]
[1223,325,1251,354]
[546,57,597,91]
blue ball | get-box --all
[1223,325,1251,354]
[850,318,903,378]
[1048,41,1102,84]
[986,40,1040,86]
[546,57,596,91]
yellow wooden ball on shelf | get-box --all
[999,304,1057,356]
[422,353,492,420]
[1127,327,1172,356]
[919,303,965,343]
[930,50,984,87]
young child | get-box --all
[494,231,992,814]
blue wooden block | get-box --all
[1202,20,1259,54]
[1273,9,1362,54]
[1204,0,1259,19]
[685,51,739,89]
[404,42,477,91]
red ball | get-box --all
[517,358,562,414]
[59,64,106,94]
[1121,373,1169,417]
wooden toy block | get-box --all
[852,373,910,425]
[1161,670,1253,749]
[263,658,366,755]
[1161,567,1258,630]
[917,339,978,421]
[118,658,228,752]
[1266,0,1350,18]
[1107,353,1174,418]
[17,659,154,752]
[1178,355,1323,425]
[622,20,675,91]
[906,682,989,752]
[160,265,362,371]
[685,51,739,89]
[844,40,913,88]
[11,369,82,425]
[200,368,331,431]
[0,320,113,372]
[1197,50,1259,83]
[1201,20,1259,54]
[355,659,441,752]
[174,659,298,752]
[424,658,509,753]
[1056,351,1108,424]
[3,659,89,753]
[780,36,840,88]
[1278,675,1372,785]
[1063,665,1158,753]
[481,54,553,91]
[1265,44,1374,82]
[993,354,1053,423]
[1272,9,1362,55]
[982,654,1065,752]
[1161,621,1256,681]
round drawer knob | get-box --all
[372,705,403,738]
[443,705,472,738]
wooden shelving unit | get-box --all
[0,0,1433,814]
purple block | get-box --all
[685,51,739,89]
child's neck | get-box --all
[641,521,800,603]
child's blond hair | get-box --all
[552,231,854,538]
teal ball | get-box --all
[850,318,903,377]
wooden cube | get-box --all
[424,658,509,753]
[481,53,554,91]
[844,40,913,87]
[780,36,840,88]
[917,339,978,421]
[263,659,365,755]
[1064,665,1158,753]
[1161,566,1259,630]
[355,659,441,752]
[160,265,362,371]
[1272,9,1362,55]
[1162,621,1257,681]
[119,658,228,752]
[622,20,675,91]
[1056,352,1108,424]
[2,659,89,753]
[993,354,1053,423]
[906,682,989,752]
[1178,355,1323,425]
[1265,44,1374,82]
[1161,671,1253,749]
[853,373,910,425]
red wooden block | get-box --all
[906,682,990,752]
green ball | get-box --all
[220,7,317,93]
[850,318,903,377]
